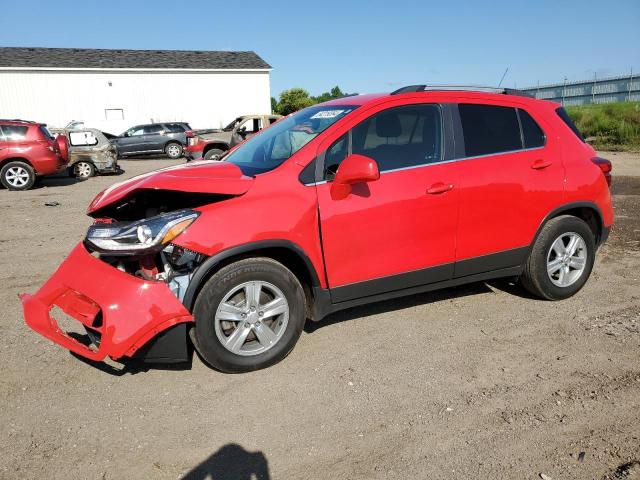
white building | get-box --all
[0,47,272,133]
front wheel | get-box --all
[193,258,306,373]
[165,142,183,159]
[1,161,36,191]
[520,215,595,300]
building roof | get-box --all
[0,47,271,70]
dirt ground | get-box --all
[0,152,638,480]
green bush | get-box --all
[566,102,640,150]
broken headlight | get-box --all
[85,209,199,255]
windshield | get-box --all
[225,105,359,176]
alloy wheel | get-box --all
[546,232,587,287]
[5,166,30,188]
[214,281,289,356]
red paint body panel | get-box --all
[20,243,192,361]
[317,162,459,287]
[88,161,253,213]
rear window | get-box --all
[518,109,545,148]
[555,107,585,142]
[0,125,29,141]
[459,104,522,157]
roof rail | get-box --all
[390,84,533,98]
[0,118,37,123]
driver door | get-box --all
[316,103,459,303]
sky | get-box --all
[1,0,638,98]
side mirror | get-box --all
[330,154,380,200]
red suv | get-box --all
[21,86,613,372]
[0,120,69,190]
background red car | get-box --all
[0,119,68,190]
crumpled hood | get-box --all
[87,161,252,214]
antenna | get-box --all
[498,67,509,87]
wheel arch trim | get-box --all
[182,240,322,311]
[532,201,605,248]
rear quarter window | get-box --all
[0,125,29,141]
[555,107,585,142]
[458,104,522,157]
[517,109,546,148]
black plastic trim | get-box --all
[331,263,453,303]
[453,247,529,278]
[182,240,322,311]
[314,265,523,320]
[132,322,189,364]
[532,201,605,248]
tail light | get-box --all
[592,157,612,187]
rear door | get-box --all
[0,126,8,163]
[316,102,459,302]
[142,124,166,153]
[453,102,563,275]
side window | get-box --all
[351,104,443,172]
[69,131,98,146]
[518,109,545,148]
[165,124,185,133]
[129,127,145,136]
[324,134,349,180]
[1,125,28,141]
[458,104,521,157]
[143,125,164,135]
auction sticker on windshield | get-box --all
[310,110,345,119]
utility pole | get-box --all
[562,76,567,105]
[592,72,596,104]
[630,67,634,102]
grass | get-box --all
[566,102,640,151]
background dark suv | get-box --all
[114,122,191,159]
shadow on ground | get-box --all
[182,444,270,480]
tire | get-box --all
[193,257,306,373]
[1,161,36,191]
[72,161,95,180]
[204,148,225,161]
[165,142,183,159]
[520,215,596,300]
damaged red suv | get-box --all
[21,86,613,372]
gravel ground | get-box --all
[0,153,638,480]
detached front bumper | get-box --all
[20,243,192,362]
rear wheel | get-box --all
[1,161,36,191]
[193,258,306,372]
[72,161,95,180]
[520,215,595,300]
[165,142,183,159]
[204,148,225,161]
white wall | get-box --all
[0,69,271,133]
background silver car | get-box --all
[66,128,121,179]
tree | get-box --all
[275,88,315,115]
[270,97,278,114]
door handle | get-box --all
[531,159,552,170]
[426,182,454,194]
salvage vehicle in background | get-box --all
[114,122,191,159]
[185,114,281,161]
[21,86,613,373]
[66,129,121,180]
[0,119,68,190]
